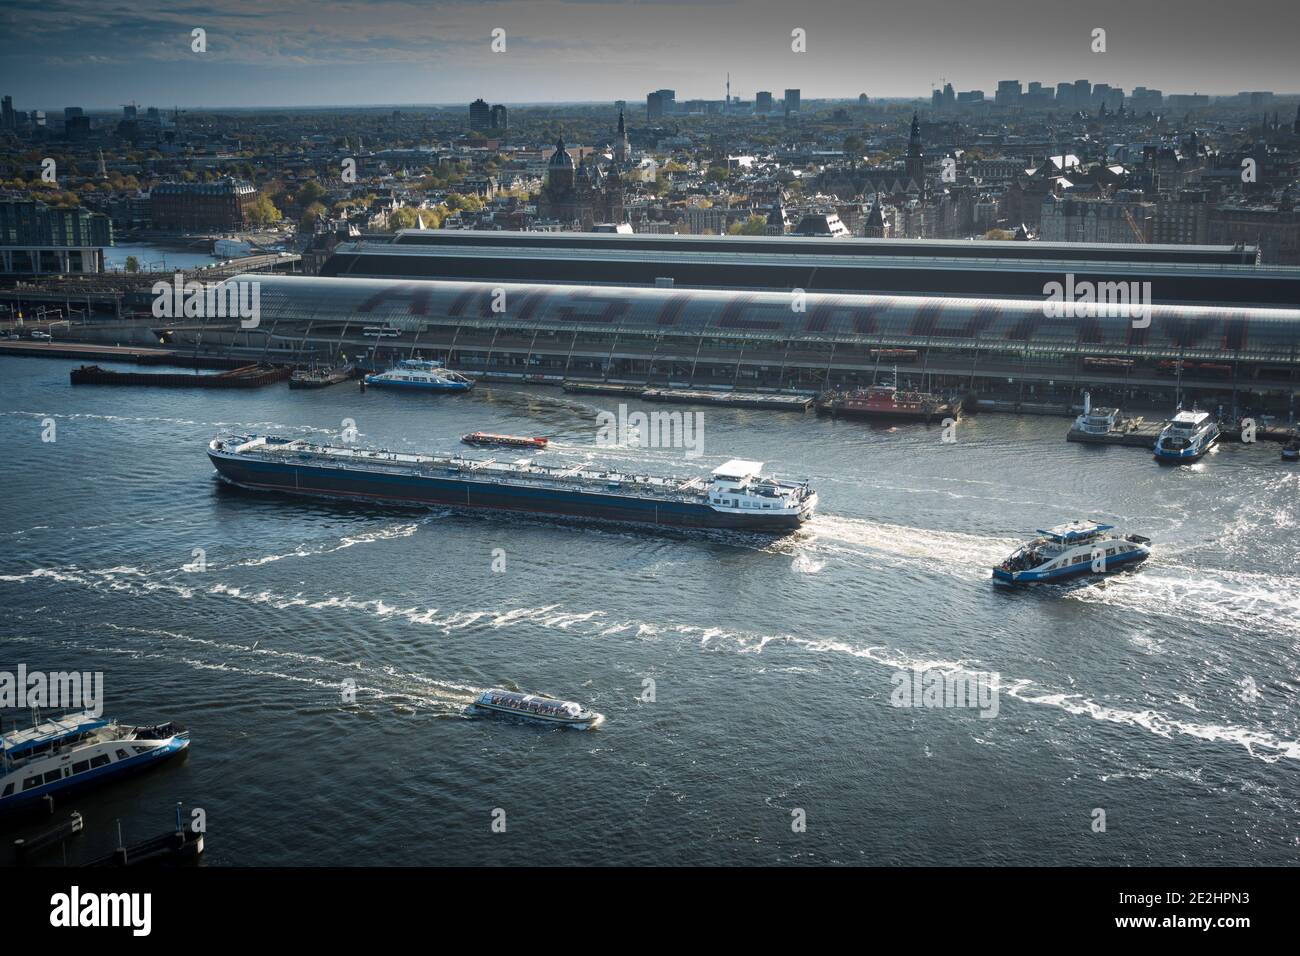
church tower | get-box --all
[615,110,629,164]
[905,113,925,195]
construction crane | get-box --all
[1122,205,1148,243]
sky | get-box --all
[1,0,1297,111]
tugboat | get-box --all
[1,711,190,815]
[1153,408,1219,463]
[468,689,603,728]
[993,521,1151,583]
[461,432,549,450]
[364,359,473,393]
[1282,439,1299,462]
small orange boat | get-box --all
[461,432,549,450]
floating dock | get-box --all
[71,362,290,388]
[1067,419,1164,446]
[642,388,813,411]
[560,380,812,410]
[83,828,204,867]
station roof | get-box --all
[231,274,1300,357]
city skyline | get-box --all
[2,0,1298,111]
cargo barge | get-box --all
[71,363,289,388]
[207,434,816,531]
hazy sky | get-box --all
[2,0,1297,111]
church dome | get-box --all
[549,138,575,169]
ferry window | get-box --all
[72,760,90,774]
[24,776,42,790]
[116,749,129,760]
[90,754,110,768]
[43,769,63,784]
[1,783,12,797]
[132,746,153,754]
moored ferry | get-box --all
[469,689,603,728]
[364,359,473,393]
[1,711,190,814]
[993,521,1151,583]
[1153,409,1219,462]
[207,435,817,532]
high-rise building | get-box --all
[490,104,508,131]
[469,98,491,131]
[1073,79,1091,107]
[1,96,14,130]
[646,89,675,120]
[755,91,773,114]
[995,80,1021,107]
[784,88,800,116]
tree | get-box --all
[728,215,768,236]
[124,256,140,273]
[246,193,281,226]
[300,201,327,232]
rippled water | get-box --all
[2,355,1298,865]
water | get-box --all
[2,355,1298,865]
[103,242,217,273]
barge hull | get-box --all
[208,453,806,531]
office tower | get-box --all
[469,98,491,131]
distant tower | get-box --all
[726,73,731,109]
[864,194,885,238]
[905,113,925,193]
[614,109,629,163]
[96,148,107,179]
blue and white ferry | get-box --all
[364,359,473,393]
[1,711,190,814]
[1153,409,1219,462]
[993,521,1151,583]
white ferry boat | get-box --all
[469,689,604,728]
[1153,408,1219,462]
[1,711,190,814]
[1071,392,1120,436]
[364,359,473,393]
[993,521,1151,583]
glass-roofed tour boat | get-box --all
[469,689,604,729]
[993,520,1151,584]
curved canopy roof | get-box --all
[229,274,1300,357]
